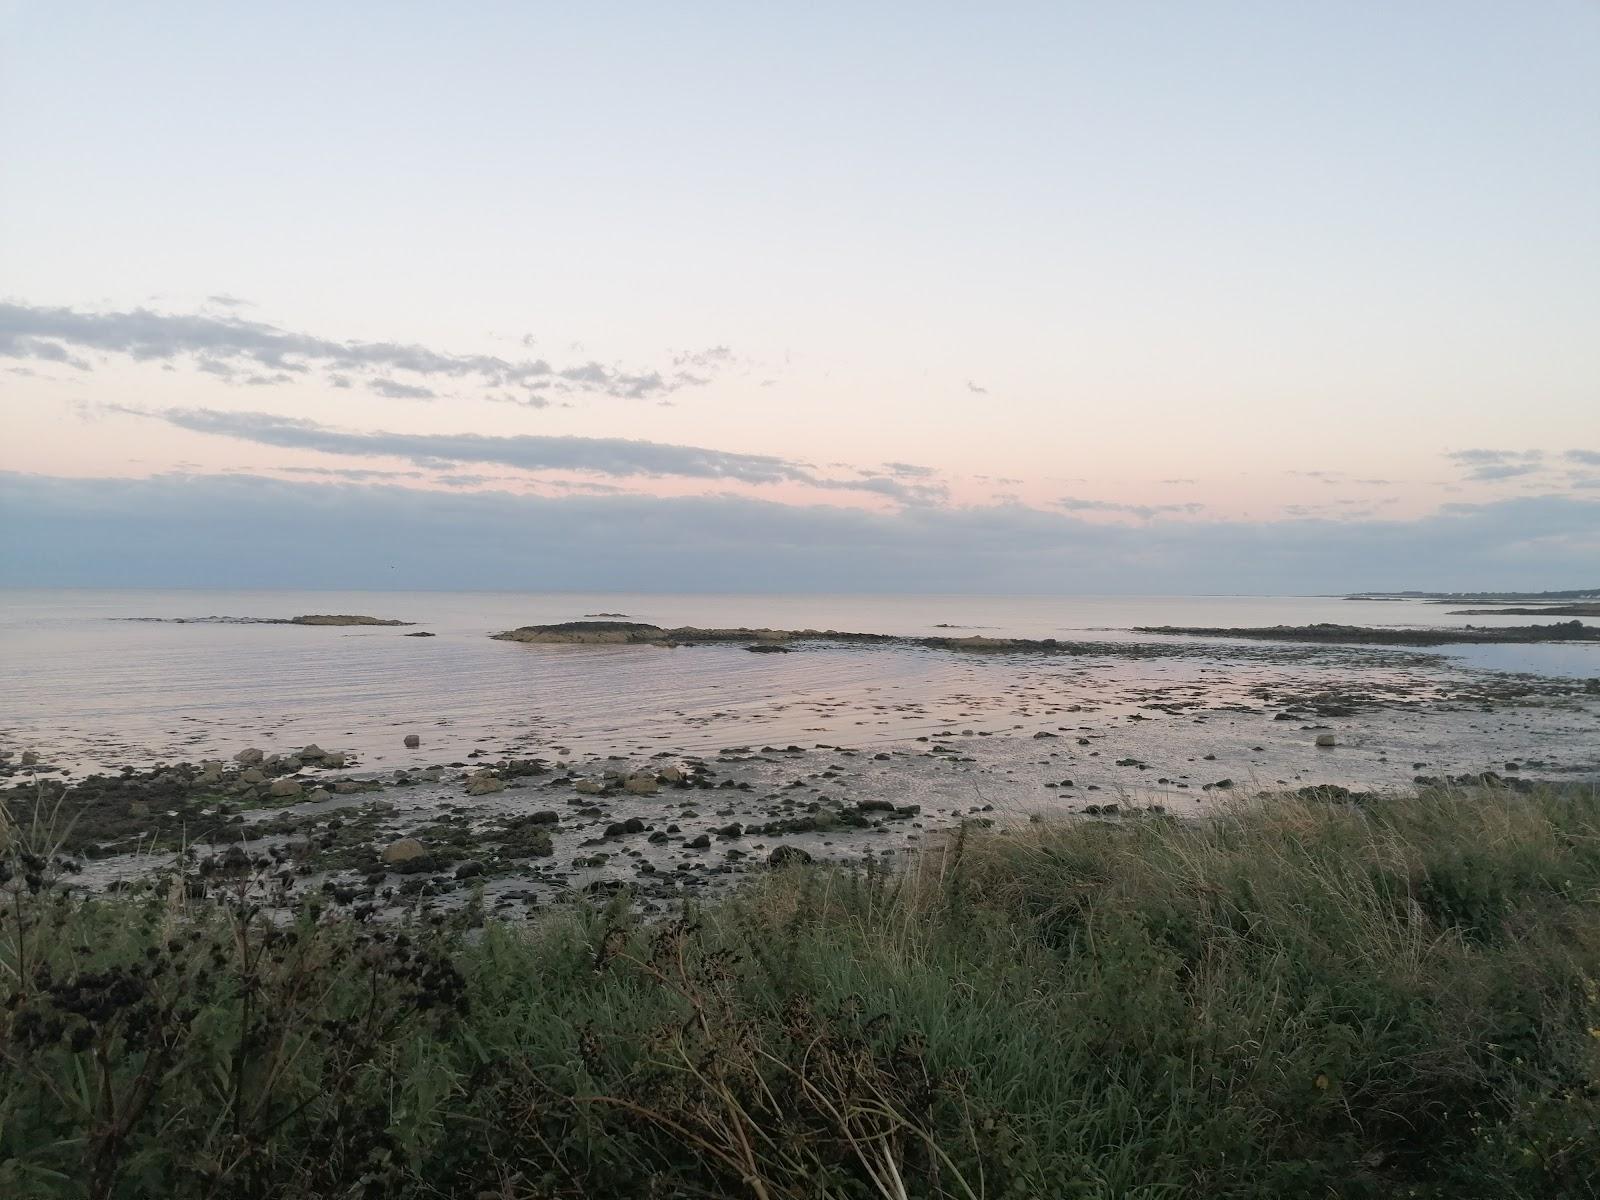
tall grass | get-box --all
[3,782,1598,1198]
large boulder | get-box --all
[235,748,265,765]
[403,734,421,748]
[381,837,427,865]
[465,775,506,796]
[268,779,304,798]
[623,773,659,796]
[768,845,813,868]
[603,817,647,839]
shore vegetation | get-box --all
[3,780,1599,1198]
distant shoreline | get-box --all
[115,613,414,626]
[1344,587,1600,603]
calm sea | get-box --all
[3,589,1594,772]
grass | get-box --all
[3,781,1599,1198]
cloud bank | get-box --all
[2,471,1594,594]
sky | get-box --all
[2,1,1597,592]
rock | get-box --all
[298,744,326,761]
[574,778,606,795]
[19,750,41,766]
[659,765,687,784]
[404,631,436,637]
[403,734,421,748]
[195,765,224,786]
[268,779,303,798]
[856,799,896,813]
[768,845,812,867]
[686,833,712,849]
[465,775,506,796]
[235,748,265,765]
[381,838,427,865]
[623,774,658,796]
[240,767,266,784]
[319,750,347,769]
[1315,733,1337,748]
[714,822,744,839]
[289,614,411,627]
[454,860,486,880]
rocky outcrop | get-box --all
[491,621,670,644]
[287,614,413,626]
[491,621,799,646]
[1136,621,1600,646]
[489,620,1078,655]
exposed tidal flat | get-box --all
[1,590,1597,919]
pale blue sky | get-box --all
[2,2,1597,589]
